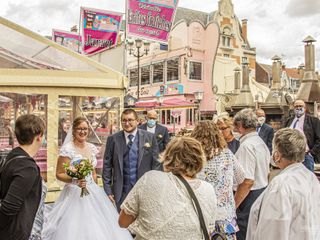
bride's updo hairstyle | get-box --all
[72,116,90,137]
[161,136,206,178]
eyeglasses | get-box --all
[294,105,304,108]
[121,119,136,124]
[75,128,88,132]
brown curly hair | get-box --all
[160,136,206,178]
[190,121,227,160]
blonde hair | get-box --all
[190,121,227,160]
[161,136,206,177]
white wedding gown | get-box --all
[42,142,132,240]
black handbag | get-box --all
[175,175,226,240]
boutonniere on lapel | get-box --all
[157,134,163,139]
[144,142,151,148]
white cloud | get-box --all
[1,0,319,68]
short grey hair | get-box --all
[273,128,306,163]
[234,108,258,129]
[147,109,158,116]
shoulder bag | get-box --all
[175,174,226,240]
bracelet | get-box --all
[71,178,78,185]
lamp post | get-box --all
[127,39,150,100]
[194,91,204,122]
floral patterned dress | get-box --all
[197,148,245,239]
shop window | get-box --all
[141,65,150,85]
[59,95,120,175]
[160,110,181,125]
[189,61,202,80]
[167,58,179,82]
[129,68,138,87]
[152,62,164,84]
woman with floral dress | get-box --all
[191,121,245,240]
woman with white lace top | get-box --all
[191,121,245,240]
[42,116,132,240]
[119,136,217,240]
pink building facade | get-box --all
[127,11,220,133]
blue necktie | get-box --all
[127,134,134,149]
[293,119,299,129]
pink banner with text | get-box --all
[126,0,179,43]
[82,7,123,55]
[52,30,81,53]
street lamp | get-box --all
[194,91,204,122]
[127,39,150,100]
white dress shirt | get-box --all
[147,126,156,134]
[235,132,270,190]
[247,163,320,240]
[289,114,309,152]
[124,128,138,145]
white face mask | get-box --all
[257,116,266,125]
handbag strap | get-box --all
[0,156,27,173]
[175,174,210,240]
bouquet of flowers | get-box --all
[63,158,94,197]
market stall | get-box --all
[0,17,126,201]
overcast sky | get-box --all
[1,0,320,69]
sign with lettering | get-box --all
[126,0,179,43]
[52,29,81,52]
[81,7,122,55]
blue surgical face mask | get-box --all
[147,119,156,128]
[294,108,305,118]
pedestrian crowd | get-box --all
[0,99,320,240]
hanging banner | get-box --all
[81,7,123,55]
[126,0,179,43]
[52,29,81,53]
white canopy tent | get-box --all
[0,17,127,201]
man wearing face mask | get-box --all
[283,99,320,170]
[256,109,274,154]
[139,110,170,153]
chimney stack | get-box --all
[234,67,241,93]
[296,36,320,103]
[233,59,254,108]
[242,19,248,42]
[271,55,281,90]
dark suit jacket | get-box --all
[102,129,160,204]
[0,147,42,240]
[258,123,274,154]
[284,114,320,163]
[139,123,170,153]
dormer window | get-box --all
[221,27,232,47]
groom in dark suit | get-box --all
[103,109,161,211]
[139,110,170,153]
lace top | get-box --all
[59,141,98,183]
[197,148,245,222]
[121,171,217,240]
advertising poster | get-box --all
[82,7,123,55]
[52,29,81,53]
[126,0,179,43]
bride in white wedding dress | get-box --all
[42,116,132,240]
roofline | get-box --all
[0,17,125,77]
